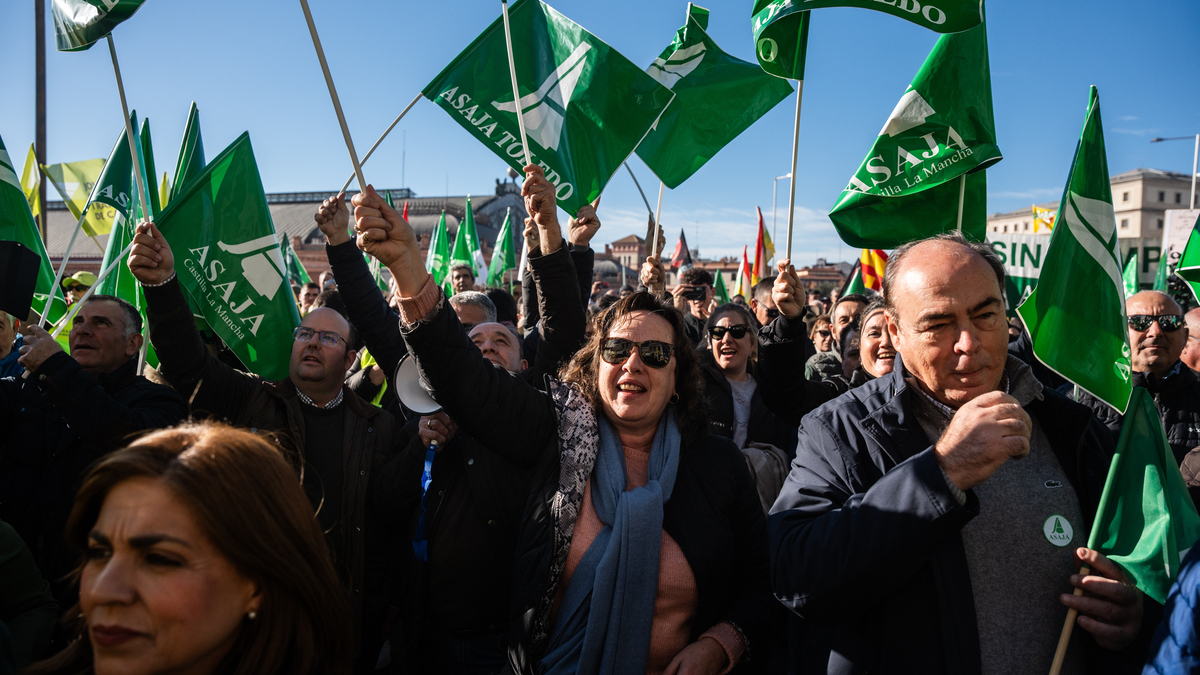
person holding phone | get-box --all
[671,268,715,348]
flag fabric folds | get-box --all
[52,0,148,52]
[670,229,693,270]
[751,1,810,81]
[860,249,888,292]
[280,233,312,288]
[172,103,205,202]
[753,207,774,283]
[450,196,486,286]
[422,0,674,216]
[426,211,452,287]
[487,210,518,287]
[842,261,866,296]
[1123,249,1139,298]
[81,114,142,238]
[1033,205,1056,233]
[20,144,40,220]
[1087,387,1200,604]
[733,246,752,300]
[713,268,731,305]
[159,171,170,209]
[636,4,793,189]
[1017,86,1132,414]
[828,20,1000,248]
[155,133,301,381]
[0,133,66,324]
[1171,220,1200,305]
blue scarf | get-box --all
[542,409,681,675]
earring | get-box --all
[669,393,679,405]
[247,611,258,621]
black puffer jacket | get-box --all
[700,353,797,458]
[0,353,186,603]
[1078,362,1200,466]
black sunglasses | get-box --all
[709,324,750,340]
[1128,314,1184,332]
[765,308,781,321]
[600,337,674,369]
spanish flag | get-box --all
[753,206,774,285]
[734,245,753,300]
[861,249,888,292]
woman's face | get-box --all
[812,322,833,352]
[710,313,753,379]
[860,310,896,378]
[81,477,259,675]
[598,310,677,437]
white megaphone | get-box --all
[394,354,441,415]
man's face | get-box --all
[1127,292,1187,378]
[69,300,141,377]
[0,312,18,359]
[450,268,474,294]
[831,301,866,341]
[887,242,1008,408]
[299,286,319,308]
[288,308,355,385]
[66,284,89,302]
[751,293,778,327]
[470,322,526,374]
[1181,308,1200,372]
[686,284,714,319]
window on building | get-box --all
[1122,192,1130,202]
[1159,191,1166,202]
[1158,218,1164,229]
[1003,225,1008,233]
[1024,222,1030,231]
[1177,193,1183,204]
[1120,219,1129,229]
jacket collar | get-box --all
[1133,360,1193,395]
[97,356,139,390]
[266,377,380,419]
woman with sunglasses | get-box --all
[352,168,772,675]
[804,316,841,381]
[701,304,797,459]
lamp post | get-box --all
[772,173,792,260]
[1150,134,1199,208]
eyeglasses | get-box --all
[1128,314,1185,332]
[709,324,750,340]
[293,326,348,348]
[815,329,831,338]
[765,308,781,321]
[600,337,674,369]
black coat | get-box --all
[0,353,186,603]
[700,353,798,458]
[768,355,1154,675]
[1079,363,1200,467]
[756,315,852,429]
[400,287,775,675]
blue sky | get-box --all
[2,0,1197,264]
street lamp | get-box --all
[1150,134,1199,209]
[772,173,792,257]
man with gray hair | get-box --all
[448,290,497,331]
[0,295,186,606]
[769,232,1149,674]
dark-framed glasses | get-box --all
[293,326,347,348]
[709,324,750,340]
[600,337,674,369]
[765,308,781,321]
[1128,314,1184,332]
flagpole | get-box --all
[624,162,655,218]
[785,81,804,260]
[501,0,532,168]
[52,240,136,339]
[1048,566,1091,675]
[956,174,966,232]
[135,323,150,375]
[298,0,367,192]
[105,35,152,229]
[653,181,665,259]
[39,209,88,325]
[340,92,423,193]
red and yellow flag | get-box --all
[734,245,754,300]
[753,206,774,284]
[860,249,889,292]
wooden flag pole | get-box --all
[340,92,423,193]
[1048,565,1090,675]
[652,181,665,259]
[501,0,532,168]
[105,35,151,228]
[298,0,367,193]
[785,81,804,261]
[956,173,967,232]
[624,162,656,218]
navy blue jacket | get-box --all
[769,355,1152,675]
[1143,545,1200,674]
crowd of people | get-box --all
[2,165,1200,674]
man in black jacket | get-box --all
[770,232,1149,674]
[0,296,186,606]
[1079,290,1200,466]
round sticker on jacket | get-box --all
[1044,515,1074,547]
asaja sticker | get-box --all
[1043,515,1074,547]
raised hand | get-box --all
[640,255,666,295]
[522,164,562,253]
[351,185,427,296]
[568,197,602,248]
[773,260,803,319]
[934,390,1032,490]
[127,222,175,286]
[314,192,351,245]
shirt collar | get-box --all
[296,386,344,409]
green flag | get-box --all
[139,118,160,219]
[1123,248,1140,298]
[0,133,67,324]
[156,133,301,381]
[450,196,487,286]
[426,211,451,286]
[53,0,148,52]
[828,20,1000,248]
[713,267,731,305]
[1153,254,1170,292]
[487,209,518,287]
[843,263,866,296]
[636,4,793,189]
[1172,228,1200,303]
[171,103,205,202]
[422,0,674,216]
[1017,87,1132,414]
[753,0,982,76]
[83,114,141,237]
[279,233,311,288]
[1087,387,1200,604]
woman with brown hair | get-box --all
[349,168,772,675]
[25,422,353,675]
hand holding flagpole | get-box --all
[298,0,367,192]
